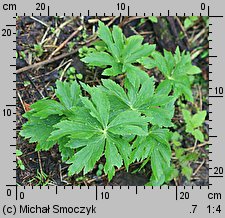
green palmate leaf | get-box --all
[122,35,143,59]
[150,140,171,184]
[104,138,123,180]
[98,21,113,47]
[20,81,82,153]
[109,124,148,136]
[131,127,172,185]
[112,25,124,53]
[81,52,115,67]
[21,21,201,185]
[123,64,149,84]
[174,83,192,101]
[67,136,105,176]
[186,65,201,75]
[58,137,74,162]
[143,107,174,127]
[140,48,201,102]
[182,109,206,142]
[163,49,175,74]
[30,99,65,119]
[20,112,61,151]
[182,166,193,180]
[133,77,155,108]
[131,127,171,162]
[52,108,145,180]
[55,80,81,110]
[182,109,192,121]
[20,71,176,184]
[192,129,204,142]
[108,110,149,136]
[151,51,169,76]
[101,79,129,104]
[49,119,98,141]
[122,34,155,63]
[131,136,154,163]
[108,110,149,128]
[191,111,207,128]
[81,21,156,77]
[103,72,175,127]
[86,87,110,128]
[102,63,122,76]
[155,79,172,96]
[25,81,81,119]
[138,56,156,69]
[48,82,151,180]
[110,136,131,170]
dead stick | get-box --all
[193,159,205,176]
[16,49,79,74]
[49,26,83,59]
[37,151,43,174]
[17,91,26,112]
[16,37,96,74]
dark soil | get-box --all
[16,16,209,186]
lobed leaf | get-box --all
[30,99,65,119]
[67,136,105,176]
[20,112,61,151]
[81,21,156,77]
[104,139,123,181]
[112,25,124,53]
[191,111,207,128]
[55,80,81,110]
[81,87,110,128]
[81,52,115,67]
[58,137,74,162]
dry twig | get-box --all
[49,26,83,59]
[16,48,80,74]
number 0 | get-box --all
[201,3,206,10]
[7,189,12,196]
